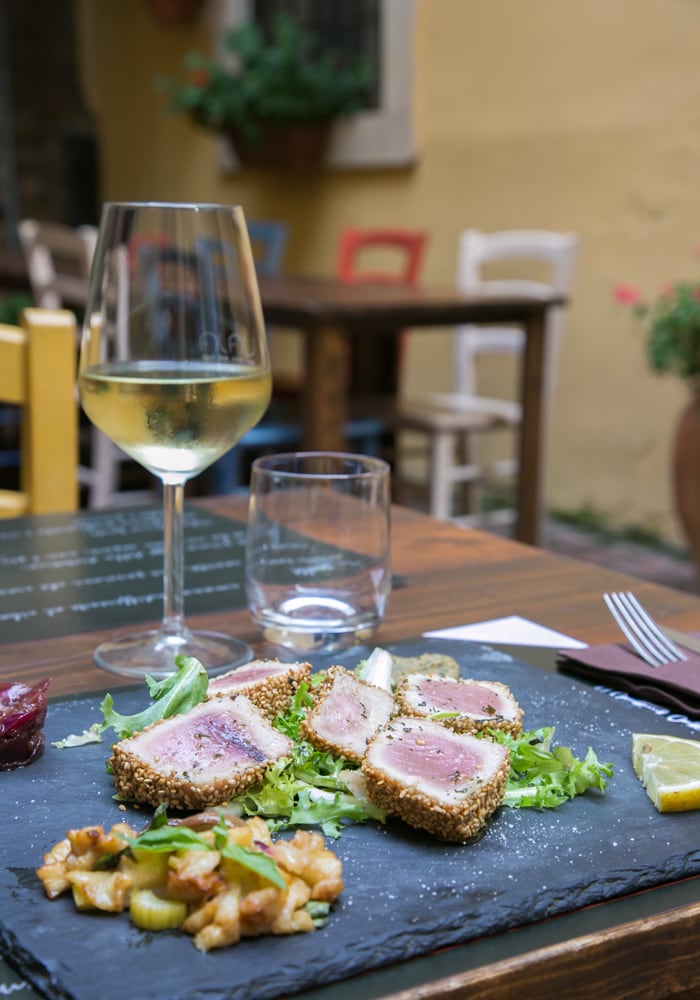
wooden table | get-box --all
[0,251,563,547]
[259,276,564,548]
[2,498,700,999]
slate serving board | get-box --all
[2,638,700,1000]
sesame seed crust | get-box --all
[207,660,312,719]
[109,746,269,811]
[361,717,510,843]
[300,666,394,764]
[108,696,293,811]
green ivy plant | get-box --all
[156,13,372,143]
[615,278,700,380]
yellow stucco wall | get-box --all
[76,0,700,546]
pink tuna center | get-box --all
[208,663,286,691]
[418,679,506,717]
[149,714,269,768]
[381,732,487,786]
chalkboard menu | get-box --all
[0,506,247,644]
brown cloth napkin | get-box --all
[557,641,700,718]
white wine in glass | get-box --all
[78,202,272,678]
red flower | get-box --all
[191,69,210,88]
[613,283,642,305]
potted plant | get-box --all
[615,276,700,575]
[156,13,372,168]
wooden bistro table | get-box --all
[259,276,565,548]
[1,497,700,999]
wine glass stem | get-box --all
[161,480,187,638]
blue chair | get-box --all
[248,219,289,277]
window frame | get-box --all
[215,0,416,169]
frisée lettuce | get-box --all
[228,683,613,835]
[229,683,386,838]
[488,726,614,808]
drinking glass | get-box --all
[246,452,391,652]
[78,202,271,678]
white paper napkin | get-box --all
[424,614,587,649]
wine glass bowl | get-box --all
[78,202,271,678]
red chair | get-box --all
[336,227,428,436]
[338,226,427,287]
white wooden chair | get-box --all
[17,219,156,509]
[396,229,579,534]
[17,219,97,309]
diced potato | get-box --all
[36,816,342,950]
[167,849,223,902]
[189,888,242,952]
[67,870,130,912]
[120,852,169,890]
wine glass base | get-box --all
[92,629,252,680]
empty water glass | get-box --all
[246,452,391,653]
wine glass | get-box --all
[78,202,272,679]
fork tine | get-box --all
[614,591,679,665]
[603,593,663,667]
[621,591,688,663]
[612,592,671,664]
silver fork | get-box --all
[603,591,688,668]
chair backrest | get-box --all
[0,308,78,517]
[337,227,428,397]
[247,220,289,277]
[454,229,579,397]
[337,226,427,286]
[18,219,97,309]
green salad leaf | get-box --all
[126,824,212,853]
[99,656,208,740]
[229,686,614,834]
[488,726,614,808]
[230,682,385,838]
[53,655,209,747]
[122,808,286,888]
[212,815,285,888]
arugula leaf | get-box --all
[488,726,614,809]
[99,656,208,739]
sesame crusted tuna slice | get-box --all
[362,716,510,842]
[110,695,293,811]
[301,666,394,764]
[394,674,523,738]
[207,659,312,719]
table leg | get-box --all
[302,322,350,451]
[516,307,547,546]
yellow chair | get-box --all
[0,308,78,517]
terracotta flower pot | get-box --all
[145,0,204,23]
[224,121,332,170]
[672,392,700,578]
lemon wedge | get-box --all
[632,733,700,812]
